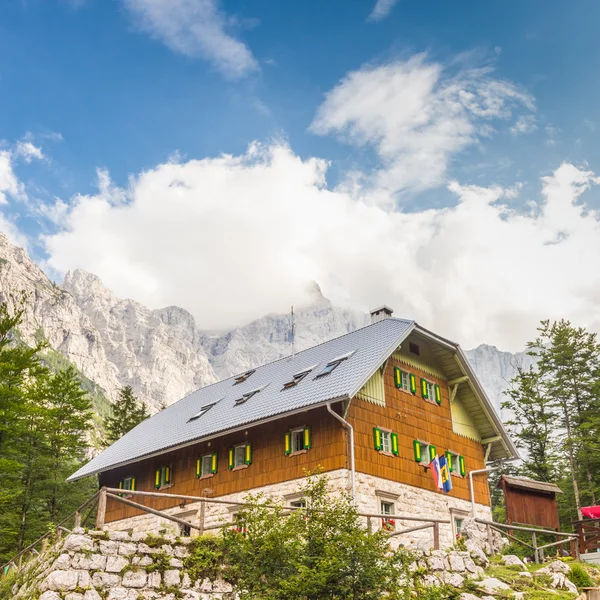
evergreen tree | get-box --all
[503,319,600,525]
[103,386,149,446]
[0,300,95,563]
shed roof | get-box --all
[498,475,563,495]
[68,318,517,482]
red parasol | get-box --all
[581,506,600,519]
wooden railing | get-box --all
[573,518,600,555]
[2,487,448,576]
[475,518,579,563]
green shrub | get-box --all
[184,536,225,584]
[568,563,596,589]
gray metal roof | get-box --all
[68,317,516,482]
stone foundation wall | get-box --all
[105,469,491,550]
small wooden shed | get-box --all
[497,475,562,530]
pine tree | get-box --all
[103,386,149,446]
[502,364,557,482]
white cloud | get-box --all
[42,141,600,350]
[122,0,258,78]
[15,141,44,163]
[510,114,537,136]
[310,55,534,198]
[367,0,399,22]
[0,151,26,204]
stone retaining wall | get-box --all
[8,523,496,600]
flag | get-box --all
[439,455,452,494]
[430,455,443,490]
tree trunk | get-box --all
[563,401,582,519]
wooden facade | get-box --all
[100,332,491,524]
[347,344,489,506]
[100,406,347,523]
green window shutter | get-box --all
[303,427,312,450]
[435,384,442,405]
[459,455,466,476]
[284,432,292,455]
[421,378,428,399]
[391,432,399,456]
[413,440,421,462]
[373,427,383,451]
[119,479,123,490]
[409,374,417,394]
[429,445,436,462]
[154,469,161,488]
[131,477,136,491]
[245,443,252,465]
[211,452,218,474]
[445,452,453,472]
[228,448,234,470]
[394,367,402,388]
[195,459,201,478]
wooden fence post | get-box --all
[198,499,206,535]
[532,532,538,564]
[74,511,81,529]
[433,522,440,550]
[96,487,107,530]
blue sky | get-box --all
[1,0,600,348]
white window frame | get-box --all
[380,500,395,531]
[291,428,305,453]
[446,450,462,477]
[418,441,432,466]
[122,477,133,491]
[450,508,469,539]
[234,444,247,468]
[380,430,392,454]
[200,453,213,477]
[401,371,410,391]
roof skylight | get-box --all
[235,387,263,405]
[315,351,355,378]
[188,402,217,422]
[233,369,255,385]
[282,365,317,390]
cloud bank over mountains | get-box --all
[2,54,600,351]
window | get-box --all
[282,365,316,389]
[451,509,469,539]
[120,476,135,491]
[394,367,410,391]
[421,378,442,405]
[234,445,246,467]
[373,427,398,455]
[229,443,252,469]
[154,465,172,489]
[196,452,218,478]
[235,387,262,405]
[285,427,311,455]
[413,440,435,466]
[409,342,420,356]
[381,431,391,453]
[290,499,306,509]
[381,501,395,531]
[233,369,255,385]
[188,402,217,421]
[315,351,354,378]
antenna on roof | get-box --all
[290,306,295,358]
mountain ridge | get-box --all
[0,234,524,416]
